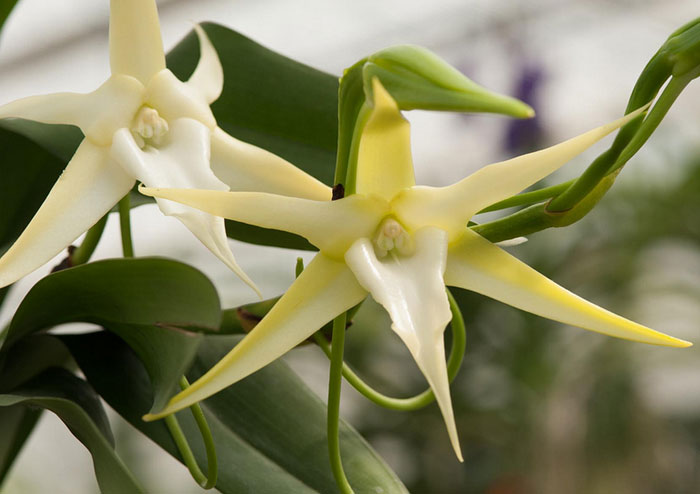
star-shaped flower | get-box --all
[142,79,690,459]
[0,0,329,293]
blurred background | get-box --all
[1,0,699,492]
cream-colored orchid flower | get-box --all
[141,79,690,460]
[0,0,330,294]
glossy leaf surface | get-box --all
[64,331,408,494]
[2,258,220,412]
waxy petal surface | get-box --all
[140,187,387,258]
[144,253,367,419]
[0,75,144,146]
[210,127,331,200]
[393,106,649,237]
[345,228,462,460]
[111,118,258,294]
[0,140,134,288]
[109,0,166,82]
[186,25,224,105]
[355,78,415,200]
[145,70,217,129]
[445,228,690,347]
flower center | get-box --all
[131,106,169,148]
[373,218,414,258]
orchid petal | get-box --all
[144,253,367,419]
[344,228,462,460]
[445,228,691,347]
[111,118,259,295]
[0,140,134,288]
[393,105,649,237]
[109,0,165,83]
[139,186,387,258]
[186,25,224,105]
[210,127,331,200]
[355,78,415,200]
[0,75,144,146]
[145,70,216,129]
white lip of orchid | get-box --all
[131,105,170,147]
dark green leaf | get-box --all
[0,406,41,484]
[0,367,143,494]
[224,220,316,251]
[1,258,221,412]
[168,23,338,185]
[0,334,71,484]
[0,126,67,253]
[0,0,19,35]
[65,331,408,494]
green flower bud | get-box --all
[364,45,534,118]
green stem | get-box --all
[118,194,134,258]
[327,313,354,494]
[163,377,218,489]
[71,214,108,266]
[343,103,372,195]
[612,70,697,172]
[478,181,572,213]
[474,70,699,241]
[314,289,465,411]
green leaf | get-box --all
[0,406,41,484]
[1,258,221,412]
[0,0,19,35]
[168,23,338,185]
[65,331,408,494]
[0,126,68,254]
[0,334,71,484]
[0,367,143,494]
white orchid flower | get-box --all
[141,79,690,460]
[0,0,330,294]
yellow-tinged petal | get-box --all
[355,78,415,200]
[393,105,650,238]
[210,127,331,200]
[144,253,367,419]
[0,140,134,288]
[345,228,462,460]
[445,228,691,347]
[139,186,387,258]
[186,25,224,105]
[145,70,217,129]
[109,0,166,83]
[0,75,144,146]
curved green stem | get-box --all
[612,69,698,172]
[314,289,466,411]
[163,376,218,489]
[71,214,108,266]
[327,312,354,494]
[118,194,134,258]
